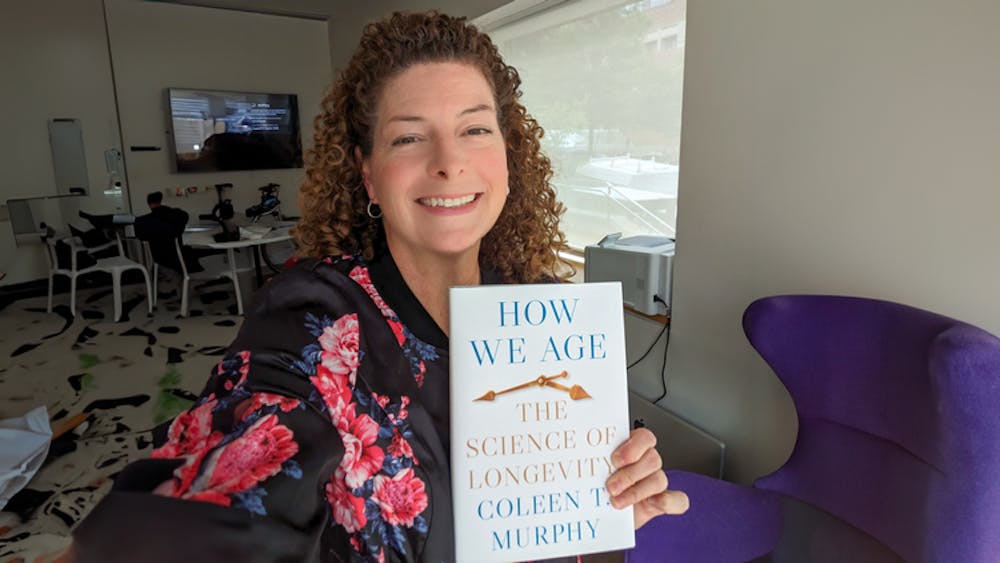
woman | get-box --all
[72,11,688,562]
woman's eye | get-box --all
[466,127,493,136]
[391,135,420,146]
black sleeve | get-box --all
[72,263,363,563]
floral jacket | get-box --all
[74,254,471,562]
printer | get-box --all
[584,233,675,316]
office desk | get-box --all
[183,224,294,288]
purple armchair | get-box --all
[627,295,1000,563]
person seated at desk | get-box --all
[133,191,207,274]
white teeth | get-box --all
[419,194,476,208]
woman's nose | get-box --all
[428,137,466,179]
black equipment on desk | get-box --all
[198,183,239,242]
[245,183,282,223]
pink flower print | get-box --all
[349,266,395,317]
[188,414,299,498]
[311,363,352,421]
[151,399,225,496]
[372,468,428,527]
[414,360,426,388]
[372,393,391,410]
[327,468,367,533]
[221,351,251,390]
[185,490,232,508]
[387,319,406,346]
[337,409,384,489]
[387,429,416,463]
[399,396,410,420]
[152,398,220,460]
[319,314,360,383]
[169,442,223,498]
[238,392,301,421]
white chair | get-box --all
[41,229,153,321]
[144,238,243,316]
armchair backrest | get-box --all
[744,295,1000,563]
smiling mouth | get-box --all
[418,194,479,208]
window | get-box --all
[479,0,686,250]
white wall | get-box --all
[105,0,330,220]
[0,0,124,284]
[650,0,1000,483]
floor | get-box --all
[0,283,242,561]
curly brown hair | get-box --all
[293,11,571,283]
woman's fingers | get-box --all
[633,487,691,529]
[609,460,667,509]
[605,427,690,529]
[607,446,663,502]
[611,427,657,468]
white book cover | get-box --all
[449,282,634,562]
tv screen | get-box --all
[167,88,303,172]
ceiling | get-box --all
[157,0,514,22]
[158,0,340,20]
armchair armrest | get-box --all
[627,470,782,563]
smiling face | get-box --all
[360,62,509,265]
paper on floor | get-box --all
[0,406,52,509]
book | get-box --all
[449,282,635,562]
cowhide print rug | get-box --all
[0,284,243,562]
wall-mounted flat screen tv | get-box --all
[167,88,303,173]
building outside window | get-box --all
[479,0,686,251]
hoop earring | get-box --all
[366,201,383,219]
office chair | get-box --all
[41,227,152,322]
[143,238,243,316]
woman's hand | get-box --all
[605,428,690,529]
